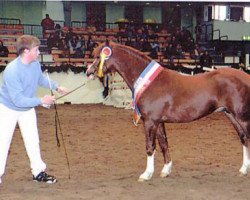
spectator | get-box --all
[125,22,136,39]
[199,50,213,68]
[195,24,202,43]
[181,35,195,53]
[140,39,151,52]
[68,35,85,58]
[175,43,184,59]
[191,43,203,60]
[0,40,9,57]
[149,38,160,59]
[86,35,97,58]
[65,27,77,44]
[58,38,70,58]
[47,33,60,53]
[54,23,63,38]
[169,35,178,49]
[164,43,176,63]
[41,14,55,33]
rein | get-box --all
[45,70,71,179]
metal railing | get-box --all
[23,24,43,37]
[0,18,21,24]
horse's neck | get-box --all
[114,59,146,90]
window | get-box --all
[213,5,227,20]
[230,6,243,21]
[244,7,250,22]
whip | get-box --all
[45,70,71,179]
[56,82,87,100]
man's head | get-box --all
[16,35,40,55]
[17,35,40,63]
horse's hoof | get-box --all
[138,177,148,182]
[138,172,153,182]
[160,172,170,178]
[239,172,247,177]
[160,161,173,178]
[239,164,250,176]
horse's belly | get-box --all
[163,104,216,123]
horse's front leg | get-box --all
[138,119,157,182]
[239,142,250,175]
[156,122,173,178]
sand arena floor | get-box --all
[1,104,250,200]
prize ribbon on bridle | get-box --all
[98,46,112,77]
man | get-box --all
[199,50,213,68]
[0,35,68,184]
[41,14,55,34]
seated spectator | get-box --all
[164,43,176,63]
[191,43,203,60]
[41,14,55,34]
[54,23,63,38]
[47,33,61,53]
[140,39,151,52]
[0,40,9,57]
[199,50,213,68]
[195,24,202,43]
[141,26,149,40]
[58,38,70,58]
[175,43,184,59]
[148,28,158,40]
[86,35,98,58]
[69,34,86,58]
[149,38,160,59]
[169,35,178,49]
[125,23,136,39]
[65,27,77,44]
[183,36,195,53]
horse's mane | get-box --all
[110,42,151,64]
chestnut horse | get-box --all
[86,41,250,181]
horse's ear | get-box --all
[105,39,110,47]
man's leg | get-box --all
[0,104,18,183]
[18,108,46,177]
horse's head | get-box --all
[86,41,152,89]
[86,41,113,79]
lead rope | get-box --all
[45,70,71,179]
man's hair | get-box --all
[16,35,40,55]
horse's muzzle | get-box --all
[86,59,99,79]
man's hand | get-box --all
[56,86,69,95]
[41,95,56,105]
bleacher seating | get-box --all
[0,24,24,35]
[0,18,237,75]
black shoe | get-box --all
[33,171,57,184]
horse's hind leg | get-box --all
[224,112,250,175]
[240,142,250,175]
[156,122,173,178]
[138,119,157,182]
